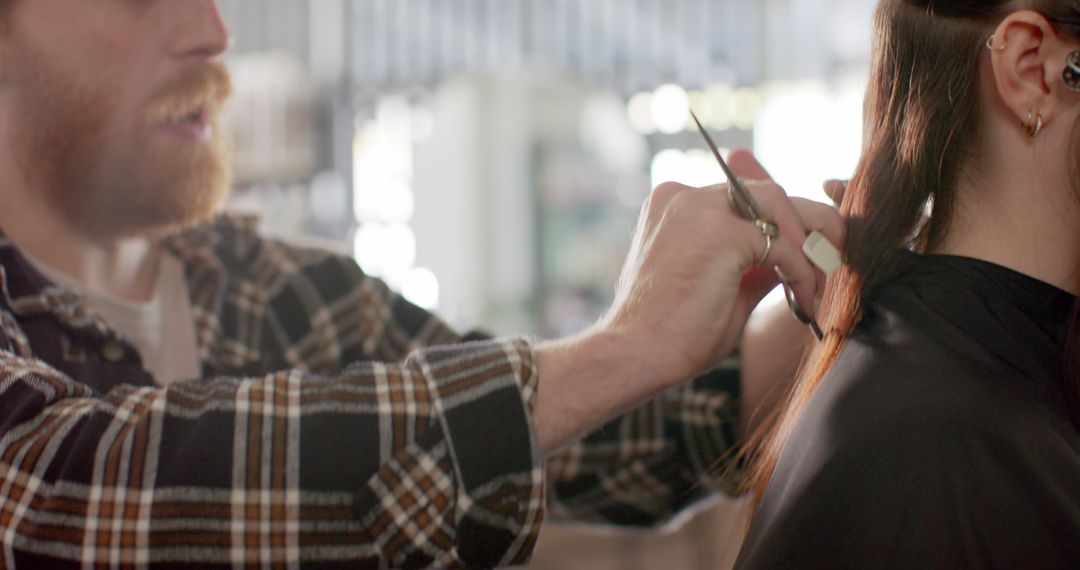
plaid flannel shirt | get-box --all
[0,214,741,568]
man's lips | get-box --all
[157,108,214,143]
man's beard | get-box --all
[11,51,234,242]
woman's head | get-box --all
[852,0,1080,291]
[747,0,1080,501]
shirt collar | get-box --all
[0,233,117,337]
[0,213,257,336]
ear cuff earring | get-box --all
[1017,51,1080,137]
[987,34,1080,92]
[1063,51,1080,92]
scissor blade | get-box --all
[689,110,760,221]
[689,111,737,181]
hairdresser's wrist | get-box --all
[533,326,674,451]
[596,321,694,389]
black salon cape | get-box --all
[736,253,1080,569]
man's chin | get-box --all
[62,168,232,243]
[67,196,228,243]
[106,205,226,240]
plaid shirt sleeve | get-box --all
[0,313,543,568]
[245,233,744,532]
[545,363,742,527]
[0,213,743,566]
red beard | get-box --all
[12,49,234,242]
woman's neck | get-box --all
[933,160,1080,295]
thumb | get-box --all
[823,179,848,206]
[740,266,781,305]
[727,149,775,183]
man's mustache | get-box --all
[146,61,233,125]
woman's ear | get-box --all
[988,10,1080,137]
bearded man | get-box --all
[0,0,843,568]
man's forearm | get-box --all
[533,329,673,451]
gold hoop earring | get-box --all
[986,35,1007,51]
[1024,110,1044,138]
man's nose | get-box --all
[172,0,231,59]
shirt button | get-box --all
[102,342,125,363]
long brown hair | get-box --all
[746,0,1080,503]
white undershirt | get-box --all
[24,251,201,386]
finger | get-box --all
[740,265,782,306]
[715,181,831,293]
[823,179,847,205]
[644,181,694,235]
[722,185,846,278]
[737,181,809,258]
[687,183,831,308]
[671,186,821,318]
[727,149,774,182]
[790,197,847,249]
[719,188,846,249]
[715,185,825,315]
[733,219,820,313]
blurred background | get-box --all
[216,1,875,567]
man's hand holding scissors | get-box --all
[533,146,845,450]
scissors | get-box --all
[689,110,825,341]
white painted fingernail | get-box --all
[802,231,842,275]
